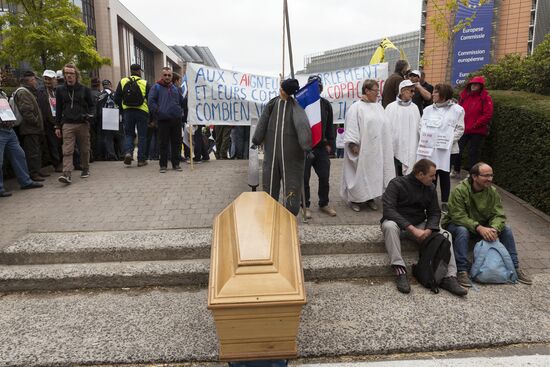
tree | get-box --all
[0,0,110,72]
[426,0,491,83]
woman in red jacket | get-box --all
[451,76,493,178]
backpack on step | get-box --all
[470,240,517,284]
[121,77,144,107]
[8,87,29,127]
[413,232,451,293]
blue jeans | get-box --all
[123,109,148,161]
[447,223,519,272]
[0,128,33,192]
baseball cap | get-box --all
[43,70,56,79]
[399,79,415,91]
[56,70,64,79]
[409,70,421,78]
[102,79,112,87]
[307,74,322,85]
[130,64,142,72]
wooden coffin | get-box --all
[208,192,307,361]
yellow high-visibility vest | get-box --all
[120,76,149,113]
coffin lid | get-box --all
[208,192,306,308]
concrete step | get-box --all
[0,253,417,292]
[0,225,416,265]
[1,275,548,366]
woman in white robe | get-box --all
[385,80,421,176]
[340,79,395,212]
[416,83,464,211]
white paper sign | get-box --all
[102,108,119,131]
[436,131,453,149]
[0,98,16,121]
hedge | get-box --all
[479,90,550,215]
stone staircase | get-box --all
[0,225,418,292]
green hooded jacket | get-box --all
[442,178,506,233]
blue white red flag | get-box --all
[295,79,322,147]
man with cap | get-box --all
[385,79,421,176]
[15,70,46,182]
[114,63,150,167]
[37,69,62,172]
[408,70,433,116]
[0,87,43,197]
[303,75,336,218]
[252,78,312,216]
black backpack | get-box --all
[121,77,144,107]
[413,232,451,293]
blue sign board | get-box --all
[450,0,494,86]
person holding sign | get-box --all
[252,78,312,216]
[340,79,395,212]
[0,90,44,197]
[416,84,464,213]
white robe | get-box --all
[416,102,465,172]
[340,100,395,203]
[385,100,421,175]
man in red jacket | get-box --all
[451,76,493,178]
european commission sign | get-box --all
[451,0,494,87]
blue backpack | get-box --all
[470,240,518,284]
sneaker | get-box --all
[457,271,472,288]
[367,199,378,211]
[516,268,532,285]
[173,165,183,171]
[395,274,411,294]
[124,153,132,166]
[192,158,202,164]
[58,174,72,184]
[351,203,361,212]
[80,169,90,178]
[30,175,45,182]
[159,167,167,173]
[440,277,468,297]
[320,206,337,217]
[304,208,312,219]
[137,160,148,167]
[0,191,12,197]
[450,170,461,179]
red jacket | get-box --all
[459,76,494,136]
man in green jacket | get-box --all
[442,162,532,287]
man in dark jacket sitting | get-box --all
[381,158,466,296]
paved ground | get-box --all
[1,158,549,274]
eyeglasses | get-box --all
[64,72,76,75]
[478,174,494,178]
[368,89,380,93]
[163,74,172,77]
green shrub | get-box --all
[480,90,550,214]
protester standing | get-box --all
[382,60,409,108]
[114,63,150,167]
[341,79,395,212]
[451,75,493,177]
[416,84,464,212]
[148,67,185,173]
[37,70,62,172]
[55,63,94,184]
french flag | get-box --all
[295,79,322,147]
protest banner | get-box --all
[187,62,388,126]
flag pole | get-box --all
[282,1,286,78]
[284,0,307,223]
[189,124,194,170]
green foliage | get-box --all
[475,35,550,95]
[0,0,110,72]
[479,90,550,214]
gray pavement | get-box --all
[0,276,548,366]
[1,159,549,274]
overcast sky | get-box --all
[119,0,423,76]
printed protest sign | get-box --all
[187,63,388,126]
[0,98,16,121]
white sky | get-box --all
[118,0,423,76]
